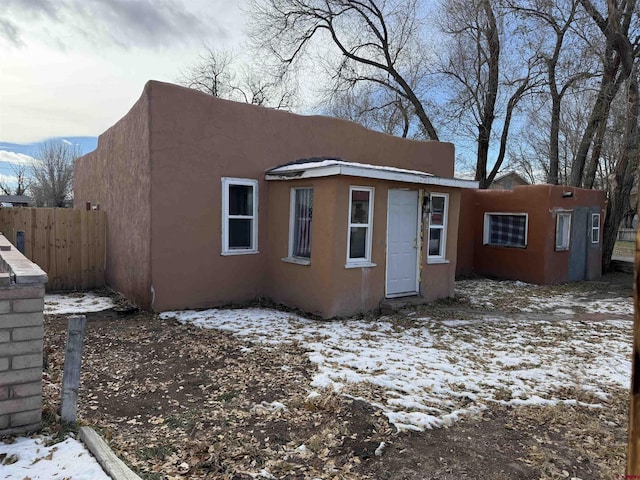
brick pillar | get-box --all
[0,235,47,436]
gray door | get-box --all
[568,207,589,281]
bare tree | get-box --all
[0,163,32,196]
[327,83,415,137]
[439,0,539,188]
[30,141,78,207]
[569,1,639,188]
[249,0,440,139]
[575,0,640,271]
[178,48,236,98]
[178,46,295,109]
[508,0,596,184]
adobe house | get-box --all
[74,80,478,318]
[457,185,606,284]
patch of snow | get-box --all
[269,159,435,177]
[455,279,633,316]
[45,292,115,315]
[251,401,288,414]
[162,307,631,432]
[439,319,473,327]
[0,436,110,479]
[257,469,277,479]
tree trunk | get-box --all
[603,72,639,271]
[476,126,490,187]
[583,110,610,189]
[548,94,561,184]
[569,55,621,187]
[475,0,499,189]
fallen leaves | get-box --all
[38,273,632,479]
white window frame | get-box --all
[346,186,375,266]
[427,193,448,262]
[591,213,601,244]
[483,213,529,248]
[221,177,258,255]
[285,187,313,265]
[555,211,572,251]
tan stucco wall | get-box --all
[421,187,460,301]
[74,89,152,308]
[456,185,605,284]
[75,80,463,316]
[144,81,457,313]
[266,177,461,318]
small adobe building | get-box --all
[457,185,606,284]
[74,80,477,318]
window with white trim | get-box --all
[347,187,374,264]
[221,177,258,254]
[289,188,313,259]
[428,193,448,260]
[555,212,571,251]
[483,213,528,248]
[592,213,600,243]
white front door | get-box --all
[386,189,419,297]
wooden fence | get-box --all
[0,208,106,291]
[618,228,636,242]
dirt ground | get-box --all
[41,273,633,480]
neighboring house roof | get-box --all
[489,172,530,190]
[0,195,33,205]
[266,158,480,189]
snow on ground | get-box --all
[0,435,109,480]
[45,292,115,315]
[161,307,632,431]
[6,294,116,479]
[455,278,633,316]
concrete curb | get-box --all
[78,426,142,480]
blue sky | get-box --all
[0,0,480,182]
[0,0,249,186]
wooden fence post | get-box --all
[629,230,640,475]
[60,315,87,424]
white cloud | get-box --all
[0,1,247,142]
[0,0,229,50]
[0,150,38,166]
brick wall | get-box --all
[0,235,47,436]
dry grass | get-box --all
[614,240,635,257]
[38,272,633,479]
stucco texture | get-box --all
[456,185,605,284]
[266,178,461,318]
[75,80,463,317]
[74,89,152,308]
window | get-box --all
[289,188,313,260]
[483,213,528,248]
[428,193,448,261]
[347,187,374,265]
[555,212,572,251]
[592,213,600,244]
[221,177,258,254]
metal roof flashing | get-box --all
[265,160,479,189]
